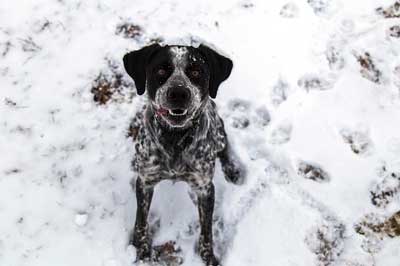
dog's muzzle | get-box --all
[154,86,194,127]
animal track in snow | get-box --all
[297,160,331,183]
[268,121,292,144]
[340,127,373,156]
[305,221,345,266]
[376,1,400,18]
[370,162,400,208]
[326,40,345,71]
[354,52,382,84]
[354,211,400,256]
[280,2,299,18]
[270,78,290,106]
[298,74,334,91]
[225,98,271,129]
[307,0,332,16]
[293,187,346,266]
[388,25,400,38]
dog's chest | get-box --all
[131,104,226,187]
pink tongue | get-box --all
[156,107,169,116]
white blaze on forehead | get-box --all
[169,46,188,66]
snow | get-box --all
[1,0,400,265]
[75,213,89,227]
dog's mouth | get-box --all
[155,107,190,127]
[168,108,188,116]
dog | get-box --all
[123,43,245,266]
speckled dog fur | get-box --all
[123,44,245,266]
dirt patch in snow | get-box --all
[305,220,345,266]
[297,161,331,183]
[153,241,184,265]
[376,1,400,18]
[370,164,400,208]
[355,52,382,84]
[91,58,134,105]
[116,22,143,39]
[388,25,400,38]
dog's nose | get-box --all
[167,86,191,103]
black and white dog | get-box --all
[123,43,245,265]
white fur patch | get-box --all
[169,46,188,63]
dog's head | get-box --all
[123,44,233,128]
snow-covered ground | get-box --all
[1,0,400,265]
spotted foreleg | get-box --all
[218,137,246,185]
[131,178,154,262]
[195,183,220,266]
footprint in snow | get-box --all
[305,221,345,266]
[376,1,400,19]
[354,211,400,255]
[326,40,345,71]
[354,52,382,84]
[280,2,299,18]
[268,121,292,145]
[307,0,335,16]
[270,78,290,107]
[340,127,373,156]
[298,73,334,92]
[297,160,331,183]
[226,98,271,129]
[370,162,400,208]
[388,25,400,38]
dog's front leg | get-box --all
[217,119,246,185]
[218,140,246,185]
[196,183,220,266]
[132,178,154,262]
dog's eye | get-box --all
[156,68,167,76]
[190,70,201,78]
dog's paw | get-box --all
[204,255,221,266]
[135,247,153,264]
[197,237,221,266]
[132,234,153,263]
[221,158,246,185]
[135,260,153,266]
[198,248,221,266]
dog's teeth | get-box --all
[168,109,187,116]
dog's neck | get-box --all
[144,100,212,159]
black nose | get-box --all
[167,87,191,103]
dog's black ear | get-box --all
[123,43,161,95]
[198,44,233,98]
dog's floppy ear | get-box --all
[198,44,233,98]
[123,43,161,95]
